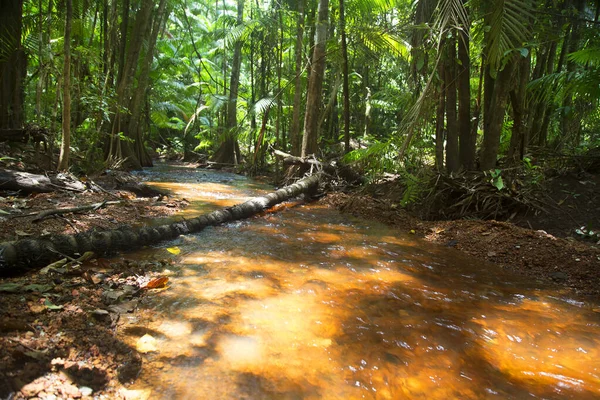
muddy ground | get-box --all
[0,164,599,399]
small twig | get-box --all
[45,245,80,263]
[7,338,40,353]
[56,215,80,233]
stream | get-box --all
[116,164,600,399]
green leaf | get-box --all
[24,284,53,293]
[43,299,63,310]
[0,283,22,293]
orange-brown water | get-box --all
[118,165,600,399]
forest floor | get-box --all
[1,160,599,399]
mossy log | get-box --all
[0,173,321,275]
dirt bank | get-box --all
[324,185,600,299]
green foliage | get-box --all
[488,169,505,191]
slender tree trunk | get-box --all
[435,59,446,171]
[507,53,531,162]
[457,14,473,170]
[58,0,73,171]
[226,0,244,132]
[301,0,329,157]
[560,0,585,147]
[128,0,169,167]
[211,0,244,165]
[290,0,305,156]
[339,0,351,154]
[0,0,26,130]
[480,59,516,171]
[106,0,153,169]
[445,35,459,173]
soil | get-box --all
[0,169,188,400]
[1,161,599,399]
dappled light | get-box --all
[113,170,600,399]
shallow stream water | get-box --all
[117,164,600,399]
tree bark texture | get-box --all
[480,59,516,171]
[58,0,73,171]
[290,0,305,156]
[127,0,169,168]
[0,173,322,273]
[445,35,459,173]
[339,0,351,154]
[0,0,26,130]
[226,0,245,131]
[435,60,445,171]
[457,18,474,170]
[301,0,329,158]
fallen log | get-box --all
[11,201,123,222]
[0,169,87,193]
[0,173,322,274]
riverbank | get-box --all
[324,172,600,299]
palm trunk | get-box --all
[457,15,473,170]
[57,0,72,171]
[480,59,516,171]
[301,0,329,157]
[0,0,26,130]
[128,0,169,167]
[289,0,305,156]
[445,34,459,173]
[339,0,351,154]
[435,59,446,171]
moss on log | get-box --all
[0,173,321,274]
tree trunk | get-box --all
[127,0,169,168]
[507,53,531,162]
[0,0,26,130]
[435,59,445,171]
[289,0,305,156]
[445,35,459,173]
[58,0,73,171]
[301,0,329,158]
[0,173,323,273]
[339,0,351,154]
[212,0,244,165]
[457,13,473,170]
[106,0,153,170]
[480,59,516,171]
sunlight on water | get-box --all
[117,166,600,399]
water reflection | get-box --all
[117,167,600,399]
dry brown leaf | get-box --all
[145,277,169,289]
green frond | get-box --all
[486,0,533,72]
[355,27,410,58]
[254,97,276,115]
[568,48,600,67]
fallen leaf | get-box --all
[145,277,169,289]
[43,299,63,310]
[24,284,53,293]
[15,230,32,236]
[0,283,22,293]
[166,246,181,255]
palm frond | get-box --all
[568,48,600,67]
[254,97,276,115]
[486,0,533,71]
